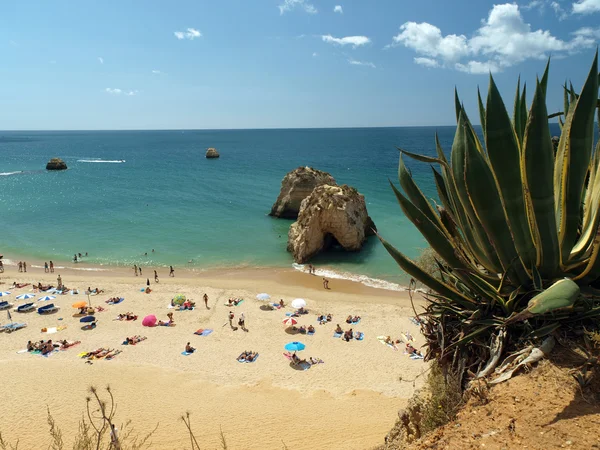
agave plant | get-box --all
[381,52,600,376]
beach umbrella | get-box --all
[142,315,157,327]
[16,294,35,300]
[0,292,11,297]
[256,293,271,301]
[282,317,298,327]
[284,341,306,352]
[291,298,306,309]
[72,301,87,309]
[38,296,56,302]
[172,294,186,306]
[80,316,96,323]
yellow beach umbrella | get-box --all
[72,301,87,309]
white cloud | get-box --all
[312,52,318,57]
[391,3,600,74]
[174,28,202,40]
[573,0,600,14]
[278,0,317,15]
[414,57,440,68]
[152,70,162,74]
[348,58,376,68]
[105,88,138,96]
[98,56,104,64]
[523,0,568,19]
[334,5,343,14]
[321,34,370,48]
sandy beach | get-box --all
[0,258,426,449]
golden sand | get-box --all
[0,262,426,449]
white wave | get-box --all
[71,267,109,271]
[292,263,407,292]
[77,159,126,163]
[0,171,24,176]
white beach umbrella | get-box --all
[16,294,35,300]
[291,298,306,309]
[256,293,271,301]
[0,292,11,297]
[38,296,56,302]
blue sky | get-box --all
[1,0,599,130]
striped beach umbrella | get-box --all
[0,292,11,297]
[282,317,298,327]
[16,294,35,300]
[38,296,56,302]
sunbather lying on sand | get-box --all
[226,298,242,306]
[181,300,195,310]
[35,283,53,291]
[309,357,324,365]
[238,350,258,362]
[59,340,81,350]
[297,307,308,314]
[317,315,327,324]
[12,282,31,289]
[291,353,307,365]
[106,297,121,304]
[346,315,361,324]
[124,335,146,345]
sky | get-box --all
[1,0,599,130]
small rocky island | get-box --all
[270,166,376,263]
[206,148,220,159]
[287,184,376,263]
[46,158,68,171]
[270,166,337,219]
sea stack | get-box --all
[46,158,68,171]
[206,148,220,159]
[287,184,376,263]
[270,167,337,219]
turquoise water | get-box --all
[0,126,560,288]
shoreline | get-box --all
[1,250,411,295]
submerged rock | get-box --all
[46,158,68,171]
[287,184,376,263]
[206,148,220,159]
[270,167,337,219]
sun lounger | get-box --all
[38,304,59,314]
[0,301,12,310]
[1,322,27,333]
[16,303,35,313]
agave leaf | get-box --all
[445,325,493,352]
[508,278,580,323]
[378,236,477,307]
[485,74,536,270]
[461,112,530,285]
[513,76,523,144]
[522,81,560,277]
[400,148,448,167]
[398,156,443,229]
[451,111,504,274]
[478,87,486,138]
[556,51,598,265]
[528,322,561,339]
[455,88,462,122]
[563,81,570,117]
[539,58,550,99]
[519,83,528,141]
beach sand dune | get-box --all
[0,266,426,449]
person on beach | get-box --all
[23,261,27,272]
[74,254,78,263]
[169,266,175,277]
[322,278,329,289]
[78,253,82,258]
[335,324,343,334]
[154,270,159,283]
[138,266,142,276]
[279,299,285,308]
[146,278,150,287]
[49,261,54,273]
[18,261,22,272]
[228,311,234,328]
[185,342,195,354]
[44,262,49,273]
[238,312,246,331]
[133,265,138,276]
[57,275,63,289]
[203,293,209,309]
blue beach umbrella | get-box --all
[285,342,306,352]
[38,296,56,302]
[16,294,35,300]
[256,293,271,301]
[80,316,96,323]
[0,292,11,296]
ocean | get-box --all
[0,125,560,289]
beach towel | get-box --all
[355,332,364,341]
[352,318,361,324]
[105,350,122,360]
[181,351,194,356]
[333,332,342,338]
[271,303,282,309]
[410,353,424,360]
[159,322,176,327]
[307,330,315,336]
[376,336,397,350]
[238,354,259,363]
[16,349,28,354]
[194,329,213,336]
[409,317,421,326]
[106,298,124,305]
[223,300,244,307]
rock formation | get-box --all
[270,167,337,219]
[206,148,220,159]
[46,158,68,171]
[287,184,376,263]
